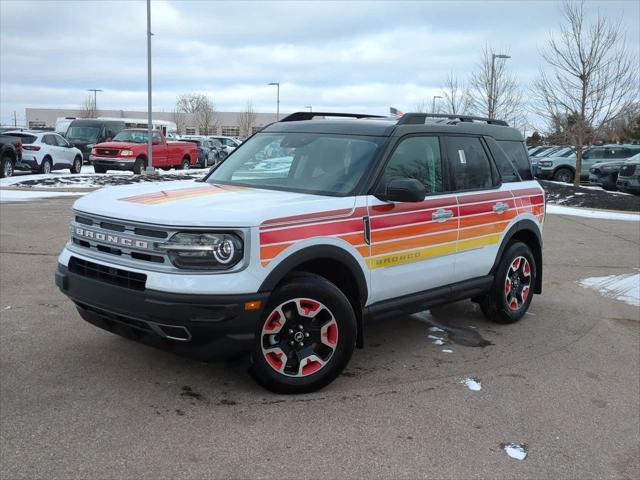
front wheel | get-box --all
[93,165,107,174]
[553,168,574,183]
[40,157,52,174]
[133,157,146,174]
[70,156,82,174]
[250,274,357,394]
[480,241,536,324]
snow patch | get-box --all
[428,326,445,333]
[431,338,444,346]
[461,377,482,391]
[502,443,528,460]
[0,190,86,203]
[546,204,639,221]
[579,272,640,307]
[441,349,453,353]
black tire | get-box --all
[480,241,536,324]
[250,274,357,394]
[219,150,228,161]
[0,155,14,178]
[181,158,190,170]
[70,155,82,174]
[133,157,146,174]
[94,165,107,174]
[40,157,52,174]
[553,168,574,183]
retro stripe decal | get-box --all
[120,184,248,205]
[259,188,545,268]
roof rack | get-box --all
[279,112,387,122]
[397,113,509,127]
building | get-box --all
[25,108,278,137]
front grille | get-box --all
[96,148,120,156]
[69,256,147,290]
[620,164,637,176]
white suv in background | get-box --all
[6,131,83,174]
[210,136,242,158]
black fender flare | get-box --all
[258,244,368,306]
[491,219,543,293]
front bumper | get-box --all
[55,263,270,360]
[536,168,554,180]
[90,156,135,170]
[589,172,617,189]
[616,176,640,194]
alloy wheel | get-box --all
[504,256,532,311]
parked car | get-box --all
[210,136,242,158]
[4,131,83,174]
[182,138,217,167]
[616,153,640,195]
[537,145,640,183]
[56,111,544,393]
[66,119,126,162]
[55,117,78,136]
[89,129,198,174]
[0,134,22,178]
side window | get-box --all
[497,140,532,180]
[445,136,495,191]
[153,132,163,144]
[43,134,57,146]
[381,136,443,194]
[54,134,69,147]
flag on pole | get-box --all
[389,107,404,118]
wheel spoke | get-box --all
[320,319,339,349]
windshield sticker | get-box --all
[119,184,248,205]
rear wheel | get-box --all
[480,242,536,324]
[133,157,146,174]
[40,157,52,174]
[0,156,14,178]
[250,274,357,394]
[181,158,190,170]
[553,168,574,183]
[93,165,107,174]
[70,155,82,174]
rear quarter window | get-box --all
[497,140,533,180]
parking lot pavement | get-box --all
[1,198,638,480]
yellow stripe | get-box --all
[366,242,457,269]
[456,233,502,251]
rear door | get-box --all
[54,134,74,165]
[42,134,61,166]
[151,132,168,165]
[366,134,459,303]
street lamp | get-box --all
[87,88,103,113]
[145,0,154,172]
[268,82,280,120]
[432,95,442,113]
[489,53,511,118]
[305,106,312,112]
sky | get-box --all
[1,0,638,128]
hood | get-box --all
[592,160,624,169]
[68,140,95,150]
[72,181,355,227]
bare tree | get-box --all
[413,100,428,113]
[79,94,98,118]
[532,1,637,186]
[238,100,257,138]
[468,46,523,121]
[441,73,470,115]
[171,108,187,135]
[175,93,218,135]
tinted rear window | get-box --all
[497,140,533,180]
[6,133,37,144]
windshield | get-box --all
[207,132,385,196]
[67,126,100,142]
[113,130,151,143]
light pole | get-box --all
[489,53,511,118]
[305,106,312,112]
[268,82,280,120]
[87,88,103,114]
[146,0,153,172]
[431,95,442,113]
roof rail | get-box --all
[279,112,387,122]
[397,113,509,127]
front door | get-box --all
[366,135,459,304]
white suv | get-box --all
[56,112,544,393]
[6,131,83,174]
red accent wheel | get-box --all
[260,298,339,377]
[504,256,532,311]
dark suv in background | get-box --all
[65,119,126,162]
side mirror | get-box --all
[152,138,160,145]
[379,178,426,203]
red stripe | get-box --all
[369,196,456,216]
[512,187,544,197]
[457,191,513,204]
[370,206,459,230]
[459,198,516,216]
[261,207,367,227]
[260,219,364,244]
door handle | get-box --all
[432,209,454,222]
[492,202,509,214]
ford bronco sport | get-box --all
[55,112,544,393]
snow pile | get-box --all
[0,190,87,203]
[579,272,640,307]
[546,204,640,222]
[502,443,528,460]
[461,377,482,391]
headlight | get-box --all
[90,148,97,155]
[120,150,134,156]
[539,160,553,167]
[87,144,95,149]
[160,232,244,270]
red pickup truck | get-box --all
[89,129,198,174]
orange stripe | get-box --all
[459,210,517,228]
[459,221,509,240]
[260,242,293,260]
[371,218,457,243]
[370,231,457,257]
